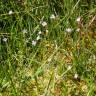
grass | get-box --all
[0,0,96,96]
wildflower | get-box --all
[41,21,47,27]
[48,58,52,62]
[2,38,7,42]
[74,73,78,79]
[22,29,27,33]
[76,28,80,32]
[76,17,81,22]
[46,29,48,33]
[36,35,41,41]
[8,10,13,15]
[67,65,72,70]
[66,28,72,33]
[50,14,56,19]
[32,40,37,46]
[38,31,42,35]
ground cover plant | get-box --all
[0,0,96,96]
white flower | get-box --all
[8,10,13,15]
[32,40,37,46]
[74,73,78,79]
[41,21,47,27]
[76,17,81,22]
[50,14,56,19]
[22,29,27,33]
[67,65,72,70]
[2,38,7,42]
[46,29,49,34]
[36,35,41,40]
[66,28,72,33]
[48,58,52,62]
[76,28,80,32]
[38,31,42,35]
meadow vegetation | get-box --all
[0,0,96,96]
